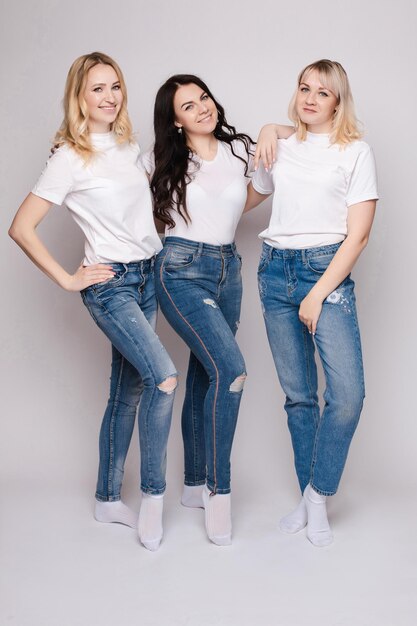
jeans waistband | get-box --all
[262,241,342,261]
[164,236,238,257]
[107,258,155,272]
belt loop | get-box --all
[197,241,203,257]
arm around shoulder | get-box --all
[254,123,295,170]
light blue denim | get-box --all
[155,237,246,494]
[258,242,365,496]
[81,260,177,500]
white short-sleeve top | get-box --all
[252,131,378,249]
[141,140,252,246]
[32,132,162,265]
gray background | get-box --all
[1,1,416,625]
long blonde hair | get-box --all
[288,59,362,146]
[54,52,133,160]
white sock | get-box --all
[94,500,137,528]
[279,497,307,533]
[137,493,164,551]
[304,484,333,547]
[202,486,232,546]
[181,485,205,508]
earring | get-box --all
[177,127,182,134]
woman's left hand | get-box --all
[254,124,278,171]
[299,292,323,335]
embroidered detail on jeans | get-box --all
[203,298,217,308]
[326,290,351,313]
[327,290,341,304]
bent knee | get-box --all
[229,373,247,393]
[157,375,178,395]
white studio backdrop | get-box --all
[1,0,416,508]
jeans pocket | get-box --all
[163,248,196,270]
[306,252,336,274]
[91,265,128,292]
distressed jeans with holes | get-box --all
[258,242,365,496]
[81,260,177,499]
[155,237,246,494]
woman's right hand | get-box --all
[65,264,115,292]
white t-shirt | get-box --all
[140,140,253,245]
[32,133,162,265]
[252,131,378,249]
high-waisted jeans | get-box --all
[155,237,246,494]
[81,259,177,500]
[258,242,365,496]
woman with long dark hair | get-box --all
[9,52,177,552]
[141,74,254,545]
[247,59,378,546]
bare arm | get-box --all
[244,182,271,213]
[299,200,377,334]
[8,192,115,291]
[254,124,295,171]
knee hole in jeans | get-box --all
[157,375,178,395]
[229,373,246,393]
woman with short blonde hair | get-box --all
[248,59,378,546]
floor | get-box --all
[2,473,416,626]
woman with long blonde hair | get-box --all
[247,59,378,546]
[9,52,177,551]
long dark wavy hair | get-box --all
[151,74,255,228]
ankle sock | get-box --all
[94,500,137,528]
[202,486,232,546]
[137,493,164,552]
[304,484,333,547]
[181,485,205,508]
[279,497,307,533]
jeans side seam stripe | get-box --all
[159,255,219,494]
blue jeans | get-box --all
[81,260,177,500]
[155,237,246,494]
[258,242,365,496]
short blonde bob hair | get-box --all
[288,59,362,146]
[54,52,133,160]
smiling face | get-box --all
[295,69,338,133]
[83,63,123,133]
[173,83,218,139]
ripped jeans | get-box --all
[258,242,365,496]
[81,260,177,500]
[155,237,246,494]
